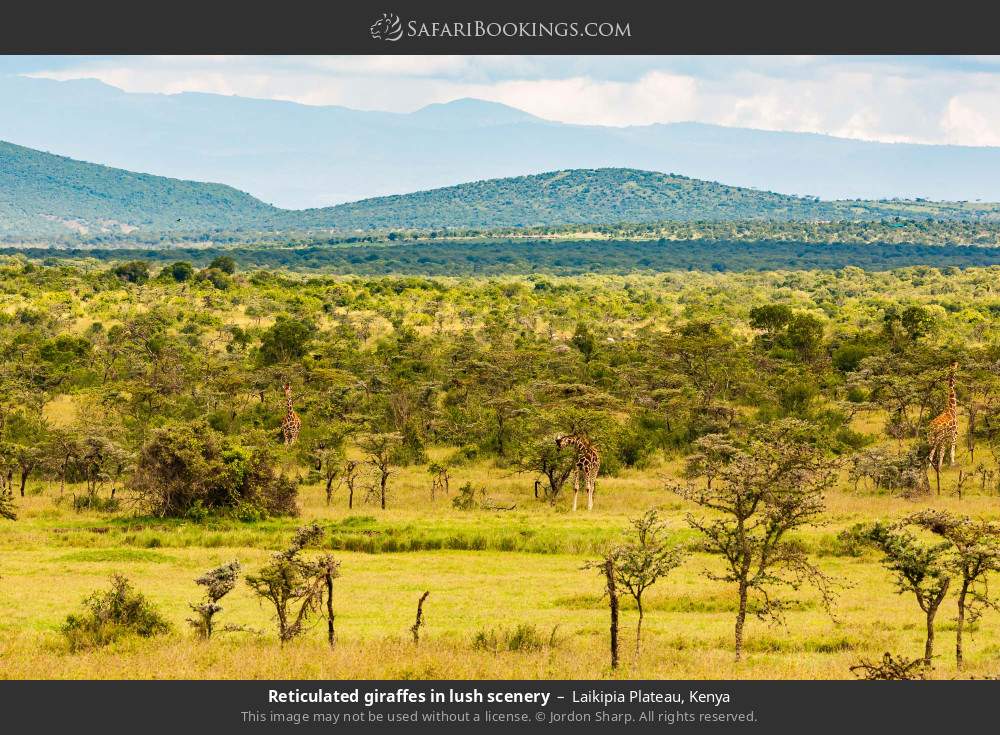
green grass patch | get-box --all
[57,549,177,564]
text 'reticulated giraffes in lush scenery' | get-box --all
[927,361,959,473]
[555,433,601,511]
[281,382,302,446]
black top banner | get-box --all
[4,0,1000,54]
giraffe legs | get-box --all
[572,472,579,512]
[586,475,595,511]
[949,438,956,466]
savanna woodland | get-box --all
[0,160,1000,679]
[4,237,1000,681]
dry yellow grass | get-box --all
[2,453,1000,680]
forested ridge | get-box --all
[0,141,276,236]
[6,139,1000,242]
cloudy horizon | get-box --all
[3,55,1000,147]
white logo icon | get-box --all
[370,13,403,41]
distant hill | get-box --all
[274,169,849,229]
[4,141,1000,240]
[0,140,277,237]
[269,168,1000,230]
[6,76,1000,208]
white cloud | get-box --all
[455,71,700,127]
[24,55,1000,147]
[942,93,1000,147]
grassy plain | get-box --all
[3,456,999,680]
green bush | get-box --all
[129,422,298,518]
[71,494,121,513]
[835,426,872,451]
[62,575,170,651]
[160,261,194,282]
[452,483,479,511]
[111,260,150,284]
[208,255,237,274]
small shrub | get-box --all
[452,482,514,511]
[472,628,501,652]
[835,427,872,451]
[472,623,546,653]
[188,560,241,639]
[62,575,170,651]
[850,652,927,680]
[828,526,874,557]
[506,623,545,652]
[452,483,478,511]
[185,500,210,523]
[0,491,16,520]
[71,494,120,513]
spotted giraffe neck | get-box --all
[561,434,594,452]
[560,435,600,467]
[947,369,957,417]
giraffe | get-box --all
[280,383,302,446]
[927,361,959,472]
[555,433,601,511]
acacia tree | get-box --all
[682,434,738,490]
[358,433,401,510]
[44,427,80,496]
[851,350,945,441]
[319,554,341,647]
[341,459,362,509]
[74,434,130,499]
[864,521,951,667]
[613,510,684,661]
[960,357,999,463]
[512,433,574,503]
[307,435,346,506]
[4,412,49,497]
[669,420,838,660]
[246,523,330,643]
[907,510,1000,668]
[510,405,613,503]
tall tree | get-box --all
[864,521,952,667]
[907,510,1000,668]
[670,419,837,660]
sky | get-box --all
[4,55,1000,146]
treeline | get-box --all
[9,238,1000,275]
[6,219,1000,250]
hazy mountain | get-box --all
[4,75,1000,209]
